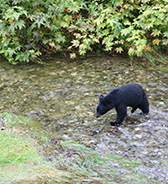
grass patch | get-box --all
[105,154,142,169]
[43,139,117,183]
[0,112,49,142]
[0,112,163,183]
[0,113,77,183]
[0,131,41,166]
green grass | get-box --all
[0,131,41,166]
[0,112,163,183]
[0,113,74,183]
[105,154,142,169]
[0,112,49,142]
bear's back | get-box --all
[108,83,144,106]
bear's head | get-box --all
[95,94,112,118]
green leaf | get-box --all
[145,23,153,29]
[71,40,80,47]
[5,48,16,58]
[151,30,161,37]
[14,20,25,30]
[94,17,103,26]
[70,53,76,59]
[121,26,133,36]
[115,47,123,53]
[162,39,168,45]
[128,47,135,56]
[163,32,168,38]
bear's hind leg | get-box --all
[138,96,149,115]
[138,102,149,115]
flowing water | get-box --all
[0,55,167,183]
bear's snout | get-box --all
[95,112,101,118]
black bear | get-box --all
[95,83,149,127]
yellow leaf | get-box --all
[8,19,13,24]
[49,42,55,48]
[53,15,56,21]
[119,39,124,44]
[37,7,41,12]
[153,39,160,45]
[145,44,152,52]
[49,171,55,174]
[1,38,5,43]
[124,4,130,9]
[137,75,141,78]
[120,8,124,12]
[134,4,140,9]
[39,31,44,37]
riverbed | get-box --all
[0,55,167,183]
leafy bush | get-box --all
[0,0,67,64]
[68,0,168,57]
[0,0,167,63]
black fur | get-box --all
[95,83,149,127]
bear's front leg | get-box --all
[110,120,121,127]
[131,107,137,114]
[110,105,127,127]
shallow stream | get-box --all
[0,55,167,183]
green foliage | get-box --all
[0,0,66,64]
[0,0,168,63]
[68,0,168,58]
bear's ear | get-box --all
[99,94,104,101]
